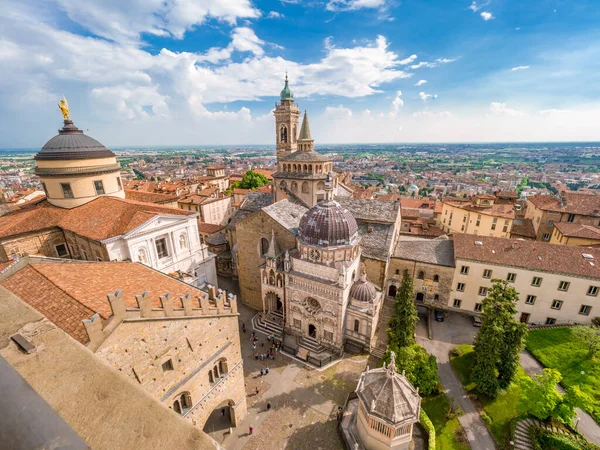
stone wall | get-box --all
[0,228,68,261]
[96,313,247,428]
[236,210,296,310]
[362,256,387,289]
[386,258,454,309]
[64,230,109,261]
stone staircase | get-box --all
[513,418,568,450]
[369,296,395,359]
[251,311,283,340]
[299,335,327,354]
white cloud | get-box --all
[415,79,427,86]
[488,102,524,117]
[267,11,284,19]
[468,1,490,12]
[511,65,530,71]
[324,104,353,118]
[52,0,261,43]
[419,92,432,101]
[398,54,417,65]
[480,11,493,21]
[388,90,403,117]
[326,0,387,12]
[410,58,455,69]
[412,110,452,118]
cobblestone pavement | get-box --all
[208,286,373,450]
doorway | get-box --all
[520,312,530,323]
[276,298,283,312]
[308,324,317,339]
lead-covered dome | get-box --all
[35,120,115,161]
[350,272,377,303]
[280,75,294,100]
[298,199,359,247]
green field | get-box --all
[526,327,600,422]
[421,394,469,450]
[450,344,528,447]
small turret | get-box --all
[297,110,314,152]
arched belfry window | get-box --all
[280,125,288,144]
[260,238,269,256]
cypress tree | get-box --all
[387,269,419,348]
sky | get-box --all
[2,0,600,148]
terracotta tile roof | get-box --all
[401,208,421,219]
[58,197,194,241]
[377,194,401,201]
[443,199,515,219]
[253,169,274,180]
[510,218,536,239]
[197,221,225,234]
[232,188,251,195]
[123,180,158,192]
[0,200,67,239]
[1,260,206,343]
[453,234,600,279]
[124,189,178,204]
[554,222,600,240]
[257,185,273,193]
[529,192,600,216]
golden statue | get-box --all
[58,96,70,120]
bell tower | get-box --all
[274,74,300,160]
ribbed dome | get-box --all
[35,120,115,161]
[350,273,377,303]
[298,199,359,247]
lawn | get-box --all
[450,344,528,447]
[526,327,600,423]
[422,394,469,450]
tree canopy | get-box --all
[238,170,269,190]
[385,344,440,396]
[387,269,419,349]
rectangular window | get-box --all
[545,317,556,325]
[491,223,496,231]
[61,183,73,199]
[476,215,481,227]
[493,217,498,223]
[54,243,68,258]
[460,266,469,275]
[503,225,508,232]
[456,283,465,292]
[567,213,575,223]
[474,303,482,312]
[155,238,169,259]
[453,299,462,308]
[353,320,360,332]
[525,295,536,305]
[463,216,467,223]
[558,281,570,291]
[94,180,105,195]
[461,225,465,231]
[551,300,563,310]
[116,177,122,189]
[324,330,333,341]
[547,220,554,227]
[507,273,517,282]
[587,286,599,296]
[483,269,492,279]
[542,233,551,241]
[162,359,174,372]
[579,305,592,316]
[478,286,487,296]
[532,277,542,287]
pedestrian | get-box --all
[221,408,225,417]
[260,368,264,376]
[255,387,259,395]
[254,353,258,360]
[265,367,269,375]
[267,401,271,411]
[242,323,246,333]
[249,426,253,435]
[261,341,264,348]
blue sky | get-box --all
[1,0,600,147]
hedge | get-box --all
[420,409,436,450]
[531,427,600,450]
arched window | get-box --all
[354,319,360,332]
[280,125,288,144]
[303,164,308,172]
[269,269,275,285]
[179,234,188,250]
[433,275,440,283]
[213,366,219,380]
[291,181,298,192]
[301,181,309,194]
[434,294,439,301]
[293,164,297,172]
[260,238,269,256]
[137,248,148,265]
[173,400,182,414]
[180,392,192,410]
[417,271,425,280]
[416,292,425,302]
[208,370,214,384]
[388,285,397,297]
[317,181,324,191]
[395,269,400,275]
[308,164,312,172]
[219,359,228,375]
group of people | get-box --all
[251,331,282,361]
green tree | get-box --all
[519,369,592,425]
[471,279,528,397]
[572,326,600,359]
[387,269,418,348]
[384,344,440,395]
[238,170,269,189]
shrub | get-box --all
[419,409,436,450]
[531,427,600,450]
[481,412,492,428]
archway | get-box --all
[203,399,238,439]
[308,324,317,338]
[388,285,397,298]
[265,292,282,313]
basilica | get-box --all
[233,77,403,360]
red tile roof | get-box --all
[0,261,206,343]
[528,192,600,216]
[0,200,68,239]
[554,222,600,240]
[453,234,600,279]
[124,189,178,204]
[197,221,226,234]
